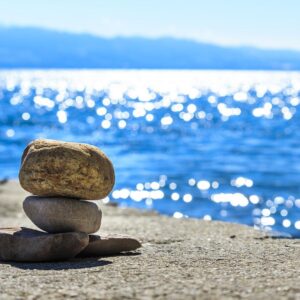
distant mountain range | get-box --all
[0,26,300,70]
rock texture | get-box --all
[19,139,115,200]
[79,234,142,257]
[0,227,89,262]
[23,196,102,234]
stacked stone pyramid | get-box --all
[0,139,141,262]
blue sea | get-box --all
[1,70,300,237]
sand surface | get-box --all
[0,181,299,299]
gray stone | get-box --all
[0,227,89,262]
[79,234,142,257]
[19,139,115,200]
[23,196,102,234]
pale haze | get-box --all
[0,0,300,50]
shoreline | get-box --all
[0,181,299,299]
[1,178,294,239]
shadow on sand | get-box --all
[3,258,112,270]
[1,251,141,270]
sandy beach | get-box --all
[0,181,299,299]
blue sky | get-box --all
[0,0,300,50]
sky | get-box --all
[0,0,300,50]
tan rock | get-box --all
[19,139,115,200]
[0,227,89,262]
[79,234,142,257]
[23,196,102,234]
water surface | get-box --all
[0,70,300,237]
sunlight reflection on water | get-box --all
[0,70,300,237]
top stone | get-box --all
[19,139,115,200]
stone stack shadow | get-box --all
[0,139,141,262]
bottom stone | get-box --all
[79,234,142,257]
[0,227,89,262]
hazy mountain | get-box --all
[0,26,300,69]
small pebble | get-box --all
[79,234,142,257]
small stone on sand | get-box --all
[79,234,142,257]
[0,227,89,262]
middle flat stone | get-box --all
[23,196,102,234]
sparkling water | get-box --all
[1,70,300,237]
